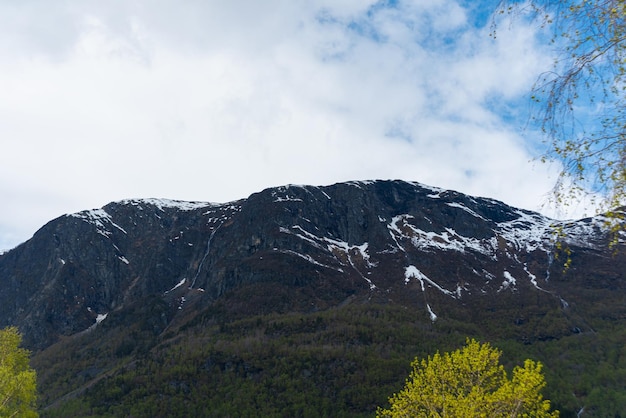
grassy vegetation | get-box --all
[31,297,626,417]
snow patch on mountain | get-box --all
[325,238,377,289]
[69,208,127,238]
[389,215,497,257]
[427,304,438,322]
[279,225,377,289]
[446,202,487,221]
[81,309,109,334]
[276,249,343,272]
[499,271,517,292]
[165,278,187,294]
[345,180,377,189]
[558,214,624,248]
[96,313,108,324]
[121,198,216,212]
[496,210,553,253]
[272,185,333,202]
[405,265,455,297]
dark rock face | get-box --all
[0,180,624,349]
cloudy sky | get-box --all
[0,0,579,250]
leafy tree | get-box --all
[0,327,38,417]
[377,339,558,417]
[495,0,626,216]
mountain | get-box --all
[0,180,624,416]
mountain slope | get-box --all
[1,180,623,348]
[0,180,624,416]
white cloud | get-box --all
[0,0,576,250]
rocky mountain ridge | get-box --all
[0,180,624,351]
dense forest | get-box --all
[34,297,626,417]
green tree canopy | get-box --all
[0,327,38,417]
[377,339,558,417]
[495,0,626,215]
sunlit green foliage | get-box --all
[496,0,626,214]
[0,327,38,417]
[377,339,558,417]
